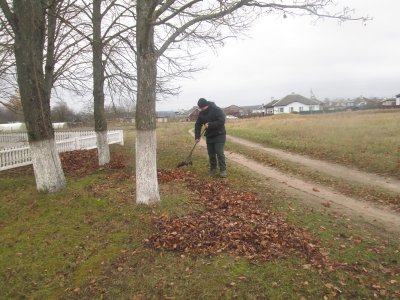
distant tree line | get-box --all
[0,97,134,124]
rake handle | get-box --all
[185,128,206,160]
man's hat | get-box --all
[197,98,208,108]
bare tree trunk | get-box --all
[11,0,65,192]
[135,0,160,204]
[93,0,110,165]
[44,0,57,101]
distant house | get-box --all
[0,122,26,132]
[354,98,379,109]
[324,97,382,111]
[264,93,322,115]
[379,98,397,107]
[185,107,200,122]
[53,122,68,129]
[241,105,265,116]
[264,100,278,115]
[0,122,69,132]
[156,111,176,122]
[325,99,349,111]
[223,105,244,118]
[117,117,135,123]
[396,94,400,106]
[345,99,355,108]
[182,104,251,121]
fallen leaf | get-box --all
[325,283,334,289]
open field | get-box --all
[0,122,399,299]
[226,110,400,179]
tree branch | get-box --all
[158,0,250,56]
[0,0,16,31]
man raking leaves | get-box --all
[194,98,227,177]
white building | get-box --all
[0,122,26,132]
[53,122,68,129]
[0,122,69,132]
[264,94,322,115]
[396,94,400,106]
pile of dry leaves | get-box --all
[157,168,195,184]
[60,149,125,176]
[147,169,326,265]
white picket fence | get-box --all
[0,132,27,143]
[0,130,124,171]
[0,130,98,143]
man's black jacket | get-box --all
[195,102,226,143]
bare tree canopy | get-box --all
[57,0,138,109]
[0,0,95,112]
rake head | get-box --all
[176,159,193,168]
[176,128,204,168]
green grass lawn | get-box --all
[0,122,399,299]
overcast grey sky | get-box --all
[156,0,400,111]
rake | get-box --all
[176,128,205,168]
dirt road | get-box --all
[193,132,400,235]
[227,135,400,194]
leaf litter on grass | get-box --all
[146,169,400,298]
[1,149,126,178]
[148,168,327,266]
[60,149,125,176]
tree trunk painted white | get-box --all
[135,1,160,205]
[135,129,160,204]
[30,139,66,193]
[96,131,110,165]
[2,1,67,193]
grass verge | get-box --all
[0,122,399,299]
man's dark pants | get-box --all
[207,142,226,171]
